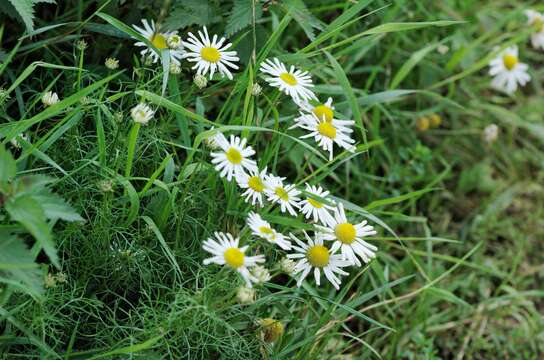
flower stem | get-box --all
[124,123,141,178]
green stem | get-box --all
[124,123,141,178]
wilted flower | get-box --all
[251,83,262,96]
[251,265,271,284]
[76,39,88,51]
[279,257,296,274]
[170,63,182,75]
[429,114,442,128]
[259,318,284,343]
[416,116,430,132]
[193,74,208,89]
[483,124,499,144]
[236,286,256,305]
[167,33,183,49]
[99,179,114,192]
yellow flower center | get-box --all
[502,54,518,70]
[224,247,244,268]
[279,73,298,86]
[225,147,242,164]
[248,176,265,192]
[274,187,289,201]
[259,226,276,240]
[307,198,323,209]
[317,121,337,139]
[335,223,356,244]
[201,46,221,63]
[260,318,284,343]
[306,245,330,267]
[313,105,334,122]
[151,33,168,50]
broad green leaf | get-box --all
[33,190,83,222]
[225,0,262,36]
[0,145,16,182]
[5,195,58,268]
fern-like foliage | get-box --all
[0,0,56,33]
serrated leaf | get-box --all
[5,195,59,268]
[0,232,43,298]
[32,189,83,222]
[163,0,217,29]
[6,0,35,32]
[225,0,262,36]
[283,0,323,41]
[0,145,16,182]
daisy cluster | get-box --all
[129,21,377,290]
[487,9,544,94]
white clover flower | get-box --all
[299,184,336,227]
[263,175,301,216]
[203,231,265,287]
[183,26,240,80]
[483,124,499,144]
[293,112,356,160]
[279,257,296,274]
[193,74,208,89]
[236,286,256,305]
[525,10,544,50]
[132,19,185,65]
[247,211,291,250]
[105,57,119,70]
[169,63,182,74]
[237,168,268,207]
[488,46,530,94]
[287,231,350,290]
[42,91,59,107]
[251,83,262,96]
[316,203,377,267]
[251,265,271,284]
[167,33,183,49]
[130,103,154,125]
[259,58,316,102]
[210,133,258,182]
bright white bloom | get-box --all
[316,203,377,267]
[296,97,337,123]
[525,10,544,50]
[167,33,183,49]
[130,103,154,125]
[105,57,119,70]
[210,133,258,181]
[247,211,291,250]
[287,232,350,290]
[294,113,356,160]
[132,19,185,65]
[251,265,271,284]
[488,46,530,94]
[483,123,499,144]
[260,58,316,102]
[264,175,301,216]
[236,286,256,305]
[279,257,296,274]
[183,26,239,80]
[42,91,59,106]
[203,231,265,287]
[237,168,268,206]
[300,184,336,227]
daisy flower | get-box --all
[287,232,350,290]
[210,133,258,181]
[130,103,154,125]
[260,58,316,102]
[132,19,185,65]
[296,97,337,123]
[488,46,530,94]
[294,113,356,160]
[299,184,336,227]
[183,26,240,80]
[247,211,291,250]
[264,175,301,216]
[237,168,268,207]
[203,231,265,287]
[316,203,377,267]
[525,10,544,50]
